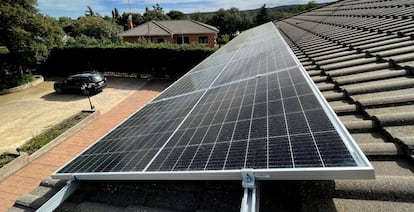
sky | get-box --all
[37,0,332,19]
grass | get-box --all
[0,112,90,168]
[0,152,17,168]
[19,112,90,155]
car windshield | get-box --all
[90,75,104,82]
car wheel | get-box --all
[55,88,62,94]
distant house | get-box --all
[119,20,219,48]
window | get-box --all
[177,36,189,44]
[157,38,164,43]
[199,36,208,44]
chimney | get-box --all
[127,15,133,29]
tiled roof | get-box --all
[273,0,414,209]
[9,0,414,211]
[119,20,219,37]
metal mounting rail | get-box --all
[240,171,260,212]
[36,177,79,212]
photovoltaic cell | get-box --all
[58,91,203,173]
[54,22,373,181]
[153,64,225,101]
[147,69,357,172]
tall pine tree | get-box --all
[256,4,273,25]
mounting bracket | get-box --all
[240,170,260,212]
[36,176,79,212]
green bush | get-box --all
[0,65,33,90]
[217,34,230,45]
[0,152,17,168]
[41,45,216,77]
[20,112,90,155]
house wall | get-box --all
[122,33,217,47]
[173,33,216,48]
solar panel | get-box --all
[53,22,373,181]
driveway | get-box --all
[0,77,149,153]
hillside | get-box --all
[187,3,326,19]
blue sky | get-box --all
[37,0,331,19]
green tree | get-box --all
[240,13,254,30]
[0,0,64,89]
[190,12,208,22]
[58,17,75,35]
[256,4,273,25]
[209,8,245,36]
[118,12,144,30]
[0,0,64,67]
[167,10,187,20]
[306,0,318,8]
[112,8,120,20]
[73,16,122,40]
[293,0,319,13]
[85,6,95,16]
[143,4,170,21]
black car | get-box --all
[54,72,107,95]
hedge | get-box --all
[40,46,215,77]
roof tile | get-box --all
[374,112,414,126]
[358,143,402,156]
[317,53,366,66]
[321,57,378,71]
[335,176,414,200]
[312,50,356,61]
[343,120,376,132]
[331,198,414,212]
[322,91,344,101]
[350,132,388,144]
[311,75,328,83]
[334,69,407,85]
[352,87,414,106]
[328,62,389,77]
[342,77,414,95]
[315,82,335,91]
[120,20,218,37]
[384,125,414,144]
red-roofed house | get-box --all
[119,20,219,48]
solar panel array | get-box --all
[54,22,373,180]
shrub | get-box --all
[0,65,33,90]
[0,152,17,168]
[19,112,90,155]
[41,45,216,77]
